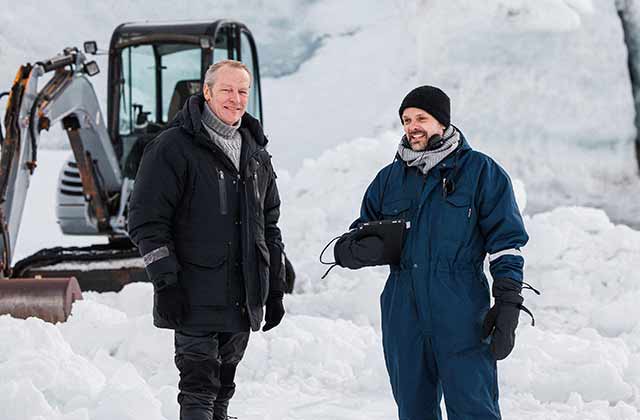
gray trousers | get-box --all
[174,329,250,420]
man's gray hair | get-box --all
[204,60,252,88]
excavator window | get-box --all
[161,47,201,122]
[118,43,203,136]
[119,44,157,135]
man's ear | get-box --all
[203,84,211,102]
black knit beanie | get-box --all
[398,85,450,127]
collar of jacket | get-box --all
[169,93,268,147]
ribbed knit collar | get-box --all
[201,103,240,139]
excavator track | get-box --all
[12,241,147,293]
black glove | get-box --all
[284,255,296,294]
[482,278,524,361]
[269,245,285,293]
[334,234,384,269]
[263,290,285,332]
[155,279,190,326]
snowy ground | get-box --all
[3,0,640,419]
[4,144,640,420]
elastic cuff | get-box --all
[143,248,179,279]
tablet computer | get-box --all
[346,218,410,266]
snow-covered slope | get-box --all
[1,0,639,223]
[263,0,640,227]
[2,1,640,419]
[3,144,640,420]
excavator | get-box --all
[0,20,293,323]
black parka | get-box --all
[128,95,285,332]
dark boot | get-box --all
[212,401,229,420]
[212,332,249,420]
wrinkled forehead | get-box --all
[214,67,252,88]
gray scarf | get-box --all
[397,125,460,175]
[201,104,242,170]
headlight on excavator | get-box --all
[83,41,97,55]
[83,61,100,77]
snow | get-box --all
[2,0,640,419]
[5,144,640,419]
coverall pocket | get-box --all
[381,199,412,220]
[432,268,481,345]
[440,193,471,242]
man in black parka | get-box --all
[128,60,286,420]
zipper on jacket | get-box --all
[226,241,231,306]
[188,175,197,213]
[218,170,228,215]
[253,172,260,201]
[253,161,261,205]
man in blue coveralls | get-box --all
[351,86,530,419]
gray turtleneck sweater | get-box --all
[201,104,242,170]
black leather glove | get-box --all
[263,290,285,332]
[482,278,524,361]
[155,279,190,326]
[334,234,385,269]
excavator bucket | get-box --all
[0,277,82,323]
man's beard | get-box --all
[408,129,429,151]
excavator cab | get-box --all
[0,20,272,323]
[107,21,262,177]
[57,21,263,236]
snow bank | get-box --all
[4,141,640,418]
[2,0,640,418]
[2,0,639,227]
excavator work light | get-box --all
[83,61,100,77]
[83,41,97,55]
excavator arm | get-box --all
[0,48,125,277]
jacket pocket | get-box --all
[180,251,229,306]
[381,198,412,220]
[218,169,228,215]
[256,240,270,305]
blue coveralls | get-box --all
[353,133,528,420]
